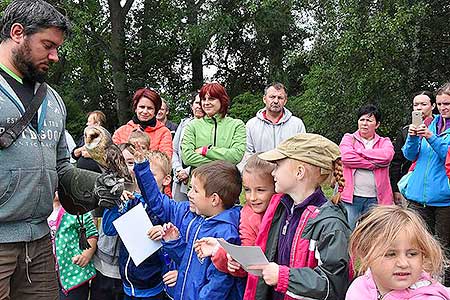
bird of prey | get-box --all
[84,125,132,184]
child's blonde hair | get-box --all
[128,129,151,149]
[350,205,446,278]
[146,150,171,176]
[243,153,275,179]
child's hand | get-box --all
[162,222,180,242]
[133,142,145,163]
[226,253,242,273]
[121,190,134,201]
[163,270,178,287]
[248,262,279,286]
[147,225,164,241]
[194,237,220,258]
[72,254,89,268]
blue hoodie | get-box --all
[134,160,243,300]
[402,116,450,206]
[103,193,164,298]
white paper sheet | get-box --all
[217,239,269,276]
[113,203,161,266]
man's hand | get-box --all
[94,173,125,209]
[163,270,178,287]
[248,262,280,286]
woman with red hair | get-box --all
[181,82,246,167]
[113,88,173,158]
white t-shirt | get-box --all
[353,137,377,198]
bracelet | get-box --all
[201,146,208,156]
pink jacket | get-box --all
[212,203,263,277]
[340,131,394,205]
[346,270,450,300]
[244,194,320,300]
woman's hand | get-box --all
[163,270,178,287]
[194,237,220,258]
[416,124,433,139]
[147,225,164,241]
[408,124,417,136]
[162,222,180,242]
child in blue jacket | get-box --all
[133,146,243,300]
[103,144,173,299]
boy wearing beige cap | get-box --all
[247,133,352,300]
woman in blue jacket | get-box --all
[402,82,450,286]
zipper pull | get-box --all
[282,220,289,235]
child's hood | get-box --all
[348,270,450,300]
[386,272,450,300]
[301,201,351,240]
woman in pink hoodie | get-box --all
[339,104,394,229]
[346,205,450,300]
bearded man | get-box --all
[0,1,114,299]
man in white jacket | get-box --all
[246,82,306,153]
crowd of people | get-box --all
[1,1,450,300]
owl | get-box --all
[83,126,132,183]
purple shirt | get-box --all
[436,116,450,135]
[273,188,328,299]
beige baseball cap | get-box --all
[258,133,341,173]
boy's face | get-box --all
[187,175,215,216]
[122,149,135,175]
[271,158,298,194]
[150,160,171,192]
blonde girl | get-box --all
[247,133,351,300]
[346,205,450,300]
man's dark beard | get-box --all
[11,40,47,83]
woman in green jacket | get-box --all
[181,82,246,167]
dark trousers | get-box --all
[90,271,124,300]
[59,280,89,300]
[0,234,58,300]
[408,201,450,285]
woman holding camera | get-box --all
[390,91,436,204]
[402,82,450,285]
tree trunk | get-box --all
[108,0,133,125]
[186,0,204,90]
